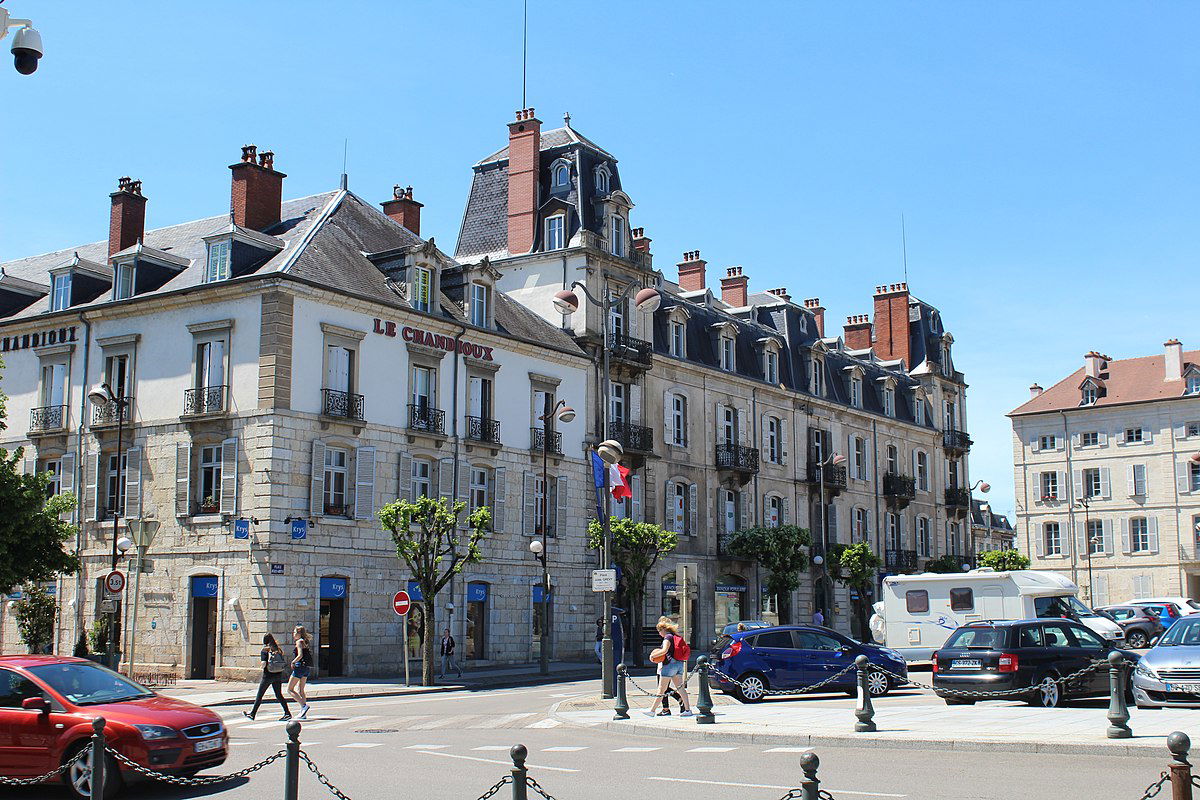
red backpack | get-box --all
[671,634,691,663]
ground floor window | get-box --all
[532,584,552,659]
[465,582,488,660]
[714,574,747,634]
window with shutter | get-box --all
[522,473,536,536]
[398,453,412,500]
[220,437,239,515]
[493,466,506,532]
[309,440,326,517]
[556,476,568,534]
[354,446,376,520]
[86,450,102,522]
[124,446,142,519]
[174,443,191,518]
[687,483,698,536]
[59,452,76,522]
[438,458,454,498]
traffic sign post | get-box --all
[592,569,617,592]
[104,570,126,595]
[393,590,412,686]
[393,591,411,616]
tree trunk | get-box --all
[422,598,436,686]
[630,592,644,667]
[854,591,872,643]
[777,591,791,625]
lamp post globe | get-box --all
[116,537,133,555]
[634,287,662,313]
[552,290,580,315]
[978,482,991,493]
[88,383,115,406]
[529,539,544,556]
[556,405,576,424]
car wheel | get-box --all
[1127,630,1148,649]
[64,743,123,800]
[865,670,891,697]
[736,672,769,703]
[1026,674,1061,708]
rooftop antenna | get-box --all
[901,214,909,285]
[521,0,528,108]
[340,138,349,190]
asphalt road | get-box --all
[15,679,1173,800]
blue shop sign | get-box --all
[290,519,308,540]
[191,576,219,598]
[407,580,424,602]
[467,583,488,603]
[532,585,551,604]
[233,519,250,540]
[715,583,747,593]
[320,577,347,600]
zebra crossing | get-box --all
[218,708,573,739]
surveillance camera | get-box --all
[11,25,41,74]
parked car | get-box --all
[1129,602,1186,631]
[709,625,908,702]
[1123,597,1200,615]
[1096,605,1164,649]
[709,620,771,651]
[932,619,1136,708]
[0,655,227,798]
[1133,614,1200,709]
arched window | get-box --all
[552,163,570,188]
[595,167,610,194]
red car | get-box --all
[0,655,227,798]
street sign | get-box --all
[99,599,117,614]
[393,590,412,616]
[592,569,617,592]
[271,563,285,575]
[104,571,126,595]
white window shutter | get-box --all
[1032,471,1041,501]
[438,458,454,498]
[1098,431,1108,446]
[663,392,673,445]
[398,453,412,500]
[911,450,919,482]
[688,482,698,536]
[59,451,76,521]
[763,416,771,456]
[847,434,854,477]
[21,452,34,475]
[1076,521,1087,556]
[1034,529,1044,558]
[1102,519,1113,554]
[1093,574,1108,608]
[663,479,675,528]
[556,476,568,534]
[1175,424,1187,440]
[1100,467,1111,499]
[781,424,789,465]
[1121,518,1131,554]
[630,383,642,423]
[1178,461,1192,495]
[1031,436,1040,453]
[1127,465,1136,497]
[1057,471,1067,498]
[310,439,326,517]
[493,466,506,532]
[782,496,791,525]
[457,462,469,506]
[1071,433,1080,449]
[828,505,838,542]
[124,445,142,519]
[1144,428,1153,444]
[714,402,724,441]
[738,493,749,531]
[86,448,101,522]
[174,443,191,518]
[737,408,747,447]
[1073,470,1084,500]
[522,473,535,534]
[353,446,376,520]
[1148,516,1159,554]
[631,475,641,521]
[220,437,238,516]
[1117,429,1126,444]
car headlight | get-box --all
[134,725,179,741]
[1134,661,1158,680]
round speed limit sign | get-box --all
[104,570,126,595]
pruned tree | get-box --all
[13,583,57,654]
[924,554,966,574]
[977,549,1030,571]
[829,542,881,642]
[380,496,490,686]
[587,518,677,666]
[723,525,812,625]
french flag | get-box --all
[610,464,632,502]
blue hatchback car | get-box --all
[709,625,909,702]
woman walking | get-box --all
[645,617,692,717]
[243,634,291,721]
[439,628,462,678]
[287,625,313,720]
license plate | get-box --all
[194,737,223,754]
[952,659,982,670]
[1169,683,1200,694]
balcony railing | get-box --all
[608,421,654,453]
[943,429,972,453]
[29,404,66,433]
[945,486,971,509]
[409,404,445,435]
[607,332,653,367]
[807,460,848,491]
[885,549,919,573]
[466,415,501,444]
[883,473,916,502]
[92,398,133,426]
[715,443,760,473]
[530,427,562,455]
[184,385,226,416]
[323,388,365,421]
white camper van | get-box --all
[869,569,1124,661]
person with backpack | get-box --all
[243,634,292,721]
[645,617,692,717]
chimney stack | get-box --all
[766,287,791,303]
[1029,384,1043,399]
[803,298,825,337]
[720,266,748,308]
[1083,351,1103,378]
[632,227,651,253]
[677,250,706,292]
[381,185,423,236]
[872,282,911,366]
[109,177,147,257]
[506,108,541,255]
[1165,339,1184,382]
[229,145,286,232]
[844,314,872,350]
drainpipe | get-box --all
[1060,410,1077,586]
[449,326,466,645]
[871,418,882,600]
[71,312,92,651]
[751,387,760,616]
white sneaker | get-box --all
[299,705,310,719]
[680,709,694,717]
[643,710,657,717]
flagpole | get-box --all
[600,286,615,700]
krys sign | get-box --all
[373,319,495,362]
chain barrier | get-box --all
[709,662,858,697]
[870,659,1107,700]
[624,667,698,699]
[299,750,356,800]
[1136,771,1170,800]
[474,775,514,800]
[0,747,86,786]
[106,745,285,786]
[820,791,836,800]
[527,775,561,800]
[772,789,836,800]
[1190,773,1200,790]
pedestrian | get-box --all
[646,617,692,717]
[287,625,313,720]
[594,617,604,663]
[439,627,463,678]
[243,634,291,721]
[813,607,825,626]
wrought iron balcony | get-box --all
[323,388,365,421]
[945,485,971,509]
[885,549,919,573]
[184,385,226,416]
[29,404,66,434]
[530,426,562,455]
[607,332,652,367]
[715,443,760,474]
[883,473,916,506]
[408,404,444,435]
[466,415,501,444]
[91,398,133,426]
[943,428,972,454]
[608,421,654,453]
[806,460,848,492]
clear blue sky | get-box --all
[4,1,1198,519]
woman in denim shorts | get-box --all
[287,625,313,719]
[646,617,692,717]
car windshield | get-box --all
[944,627,1005,649]
[29,662,154,706]
[1035,595,1095,619]
[1189,600,1200,611]
[1156,618,1200,647]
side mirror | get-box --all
[21,696,48,713]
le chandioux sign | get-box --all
[373,318,494,362]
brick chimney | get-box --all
[720,266,748,308]
[872,283,911,366]
[230,145,286,232]
[108,177,147,257]
[765,287,792,303]
[803,298,825,337]
[506,108,541,255]
[381,185,423,236]
[677,250,706,292]
[844,314,872,350]
[632,227,651,253]
[1083,351,1103,378]
[1165,339,1184,381]
[1029,384,1043,398]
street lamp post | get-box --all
[816,452,846,623]
[1077,498,1093,603]
[124,519,160,679]
[554,279,660,698]
[88,382,129,669]
[969,480,991,565]
[532,397,576,677]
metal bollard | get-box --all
[854,655,877,733]
[510,744,528,800]
[614,664,630,720]
[800,751,822,800]
[1168,731,1193,800]
[283,720,301,800]
[695,655,715,725]
[90,717,106,800]
[1107,651,1132,739]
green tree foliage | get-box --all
[924,554,966,574]
[723,525,812,624]
[587,518,677,665]
[379,496,490,686]
[13,584,57,653]
[829,542,882,641]
[977,549,1031,571]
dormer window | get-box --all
[914,396,926,426]
[1186,372,1200,396]
[552,162,570,189]
[1081,384,1098,405]
[470,283,489,328]
[883,386,896,417]
[412,266,433,313]
[670,319,686,357]
[595,167,610,194]
[205,240,231,283]
[720,334,735,371]
[941,342,953,377]
[114,262,135,301]
[850,376,863,409]
[610,216,626,258]
[545,215,565,250]
[764,349,779,384]
[50,273,72,312]
[809,356,825,396]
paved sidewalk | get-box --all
[162,660,597,706]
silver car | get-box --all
[1132,615,1200,708]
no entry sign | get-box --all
[392,590,412,616]
[104,570,126,595]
